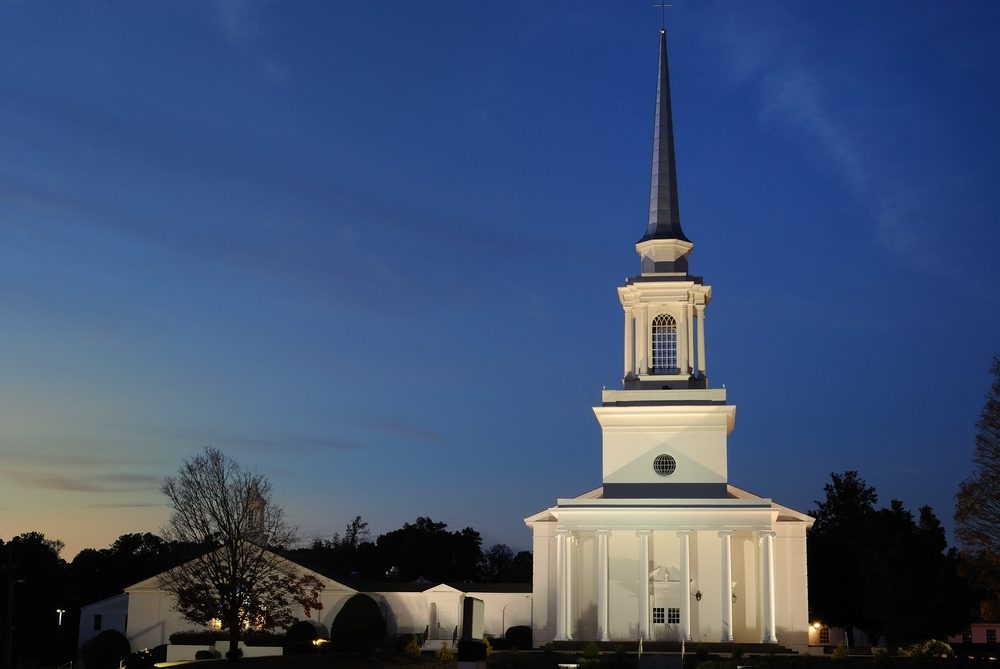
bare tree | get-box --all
[956,355,1000,613]
[160,447,322,660]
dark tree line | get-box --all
[285,515,532,585]
[808,471,971,646]
[0,531,208,667]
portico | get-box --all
[542,499,789,644]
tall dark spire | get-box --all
[639,29,690,244]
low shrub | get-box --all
[284,620,320,656]
[194,649,220,660]
[898,639,953,658]
[506,625,532,651]
[436,641,455,661]
[331,594,386,651]
[404,636,422,658]
[82,629,131,669]
[581,641,600,661]
[169,629,227,645]
[831,644,848,661]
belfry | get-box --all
[525,28,813,650]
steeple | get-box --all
[640,28,689,244]
[634,29,693,276]
[618,27,711,390]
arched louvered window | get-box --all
[651,314,678,374]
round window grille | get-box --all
[653,454,677,476]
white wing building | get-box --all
[525,29,813,652]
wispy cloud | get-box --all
[109,421,364,454]
[704,9,956,276]
[85,502,163,509]
[0,469,156,493]
[213,0,286,81]
[0,451,131,468]
[343,413,448,446]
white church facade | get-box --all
[525,29,813,651]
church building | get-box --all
[525,28,813,651]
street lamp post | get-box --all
[6,578,26,667]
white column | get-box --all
[637,530,652,640]
[566,534,575,640]
[686,303,695,373]
[624,308,634,377]
[760,531,777,644]
[719,530,734,642]
[678,530,692,641]
[697,307,707,376]
[597,530,611,641]
[555,529,568,640]
[636,307,648,374]
[677,306,689,375]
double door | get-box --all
[650,580,682,641]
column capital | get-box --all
[596,529,612,537]
[556,528,572,537]
[636,529,653,537]
[757,529,776,540]
[676,529,694,537]
[717,529,734,537]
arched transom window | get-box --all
[651,313,678,374]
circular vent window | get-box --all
[653,454,677,476]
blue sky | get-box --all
[1,1,998,558]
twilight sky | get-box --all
[1,1,998,560]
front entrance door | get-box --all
[651,580,682,641]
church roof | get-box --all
[638,29,690,244]
[524,484,813,524]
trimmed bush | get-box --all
[331,594,386,650]
[285,620,321,656]
[195,650,220,660]
[898,639,954,658]
[436,641,454,661]
[505,625,532,650]
[243,630,286,647]
[82,630,131,669]
[404,636,422,658]
[169,629,228,645]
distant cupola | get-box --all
[636,29,693,275]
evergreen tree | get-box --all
[810,471,966,644]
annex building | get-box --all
[524,28,813,651]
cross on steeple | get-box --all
[654,3,672,31]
